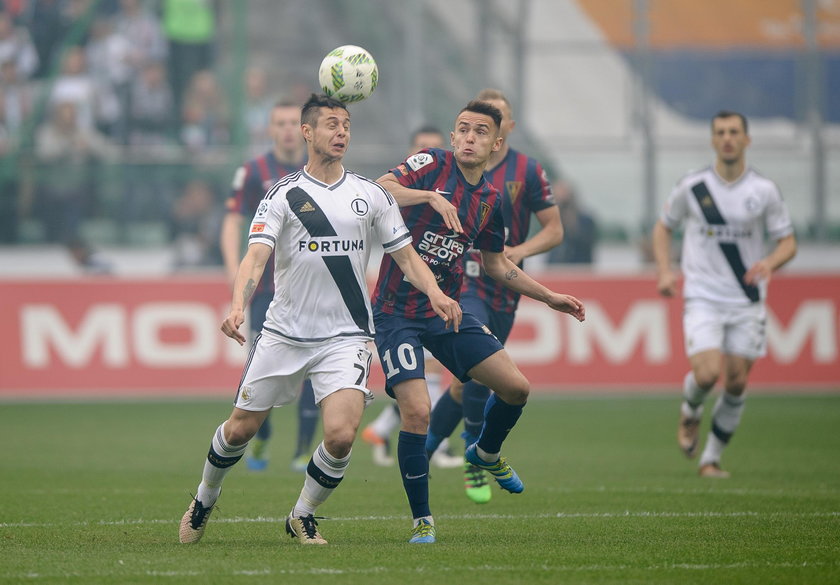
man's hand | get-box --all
[429,192,462,233]
[545,293,586,322]
[427,290,462,332]
[744,259,772,286]
[656,270,678,298]
[221,309,247,345]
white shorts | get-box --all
[683,298,767,360]
[234,332,375,411]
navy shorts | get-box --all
[460,292,516,345]
[373,309,504,398]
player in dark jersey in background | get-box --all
[220,100,317,473]
[424,89,563,504]
[372,100,585,543]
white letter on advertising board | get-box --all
[503,302,560,363]
[133,303,217,367]
[566,300,669,364]
[21,304,128,368]
[767,301,837,363]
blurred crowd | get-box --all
[0,0,602,272]
[0,0,283,268]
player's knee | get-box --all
[398,403,429,433]
[495,376,529,405]
[224,420,256,446]
[323,431,354,459]
[724,374,748,396]
[693,365,719,389]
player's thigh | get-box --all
[688,349,722,386]
[235,333,309,411]
[723,304,767,361]
[683,299,725,357]
[427,312,503,383]
[466,349,529,404]
[319,387,366,448]
[307,339,375,407]
[373,314,429,394]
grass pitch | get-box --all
[1,393,839,584]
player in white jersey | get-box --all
[179,94,461,546]
[652,110,797,478]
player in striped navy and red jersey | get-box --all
[372,100,585,543]
[220,101,317,474]
[371,146,503,318]
[425,89,563,504]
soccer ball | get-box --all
[318,45,378,103]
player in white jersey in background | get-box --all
[652,110,797,478]
[179,94,461,545]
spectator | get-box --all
[128,60,174,147]
[49,46,99,130]
[242,65,272,156]
[161,0,216,116]
[22,0,66,78]
[34,101,118,243]
[179,69,227,152]
[114,0,167,76]
[169,178,223,270]
[85,15,131,139]
[0,10,38,79]
[0,58,34,134]
[547,180,598,264]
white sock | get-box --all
[682,371,711,416]
[370,403,400,438]
[413,515,434,527]
[476,445,499,463]
[699,392,745,466]
[196,422,247,506]
[292,442,350,517]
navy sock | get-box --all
[476,393,524,455]
[398,431,431,519]
[294,380,319,457]
[255,415,272,441]
[462,381,491,441]
[425,389,462,457]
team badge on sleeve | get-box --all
[405,153,434,172]
[256,200,269,218]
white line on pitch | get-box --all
[2,510,838,529]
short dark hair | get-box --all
[712,110,748,134]
[459,100,502,130]
[301,93,348,127]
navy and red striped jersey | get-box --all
[462,147,555,313]
[372,147,505,319]
[226,150,303,294]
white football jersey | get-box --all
[248,167,412,344]
[661,165,794,305]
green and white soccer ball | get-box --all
[318,45,379,103]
